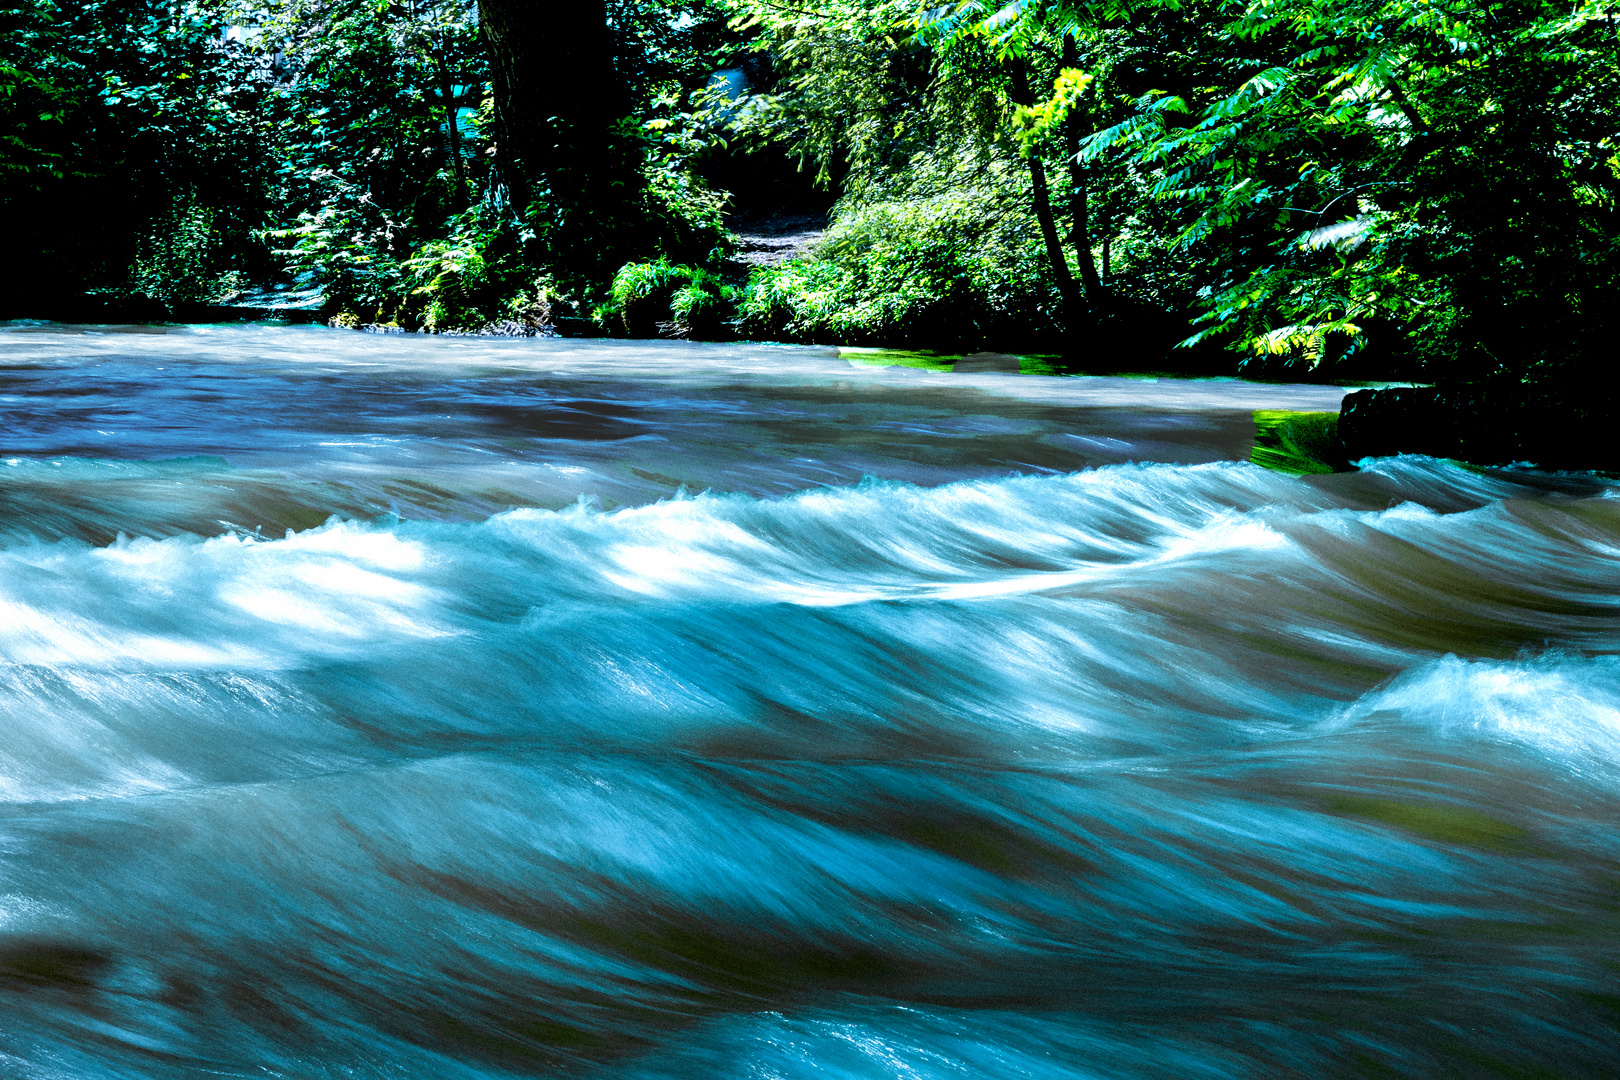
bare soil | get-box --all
[727,213,827,267]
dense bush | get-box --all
[739,188,1060,351]
[273,0,736,333]
[1,0,743,327]
[127,201,247,307]
[6,0,1613,429]
[600,256,737,338]
[1,0,276,313]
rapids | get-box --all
[2,323,1618,1078]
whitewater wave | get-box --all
[2,452,1620,1077]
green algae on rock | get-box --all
[1251,410,1347,475]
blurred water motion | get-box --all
[1,324,1616,1078]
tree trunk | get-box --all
[476,0,535,206]
[1008,56,1081,331]
[479,0,621,198]
[478,0,633,279]
[1061,34,1105,311]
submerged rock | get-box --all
[952,352,1022,373]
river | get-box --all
[2,323,1618,1078]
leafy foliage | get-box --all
[3,0,1614,424]
[129,200,246,306]
[2,0,744,327]
[737,152,1063,350]
[717,0,1616,387]
[2,0,275,308]
[1006,0,1620,385]
[602,257,737,337]
[257,0,487,318]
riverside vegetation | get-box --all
[3,0,1617,465]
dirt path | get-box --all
[727,213,827,267]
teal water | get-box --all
[1,325,1617,1078]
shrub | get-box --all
[126,200,247,309]
[607,257,686,336]
[736,187,1062,351]
[603,258,737,338]
[268,169,407,320]
[404,240,492,330]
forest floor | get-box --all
[727,213,827,267]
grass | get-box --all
[1014,354,1067,376]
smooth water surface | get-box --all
[2,324,1618,1078]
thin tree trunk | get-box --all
[1386,75,1431,137]
[1008,56,1081,329]
[1061,34,1105,311]
[436,47,466,200]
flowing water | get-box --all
[2,323,1619,1078]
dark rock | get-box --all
[1339,384,1618,471]
[1338,387,1456,460]
[550,316,597,338]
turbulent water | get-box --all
[2,324,1619,1078]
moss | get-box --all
[838,347,956,372]
[837,349,1068,375]
[1016,354,1066,375]
[1251,410,1348,474]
